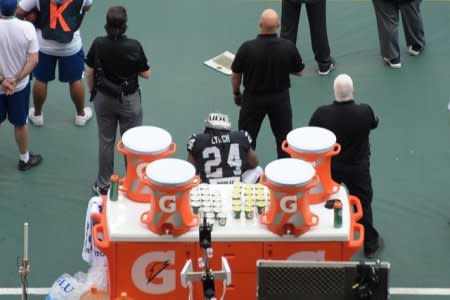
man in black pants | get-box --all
[231,9,304,159]
[309,74,384,258]
[281,0,335,75]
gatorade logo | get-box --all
[136,162,148,178]
[280,195,297,213]
[159,195,176,213]
[132,251,176,295]
[50,0,73,32]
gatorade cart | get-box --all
[93,158,364,299]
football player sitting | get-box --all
[187,112,263,184]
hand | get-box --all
[233,93,243,106]
[1,78,16,96]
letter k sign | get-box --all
[50,0,73,32]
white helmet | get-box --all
[205,113,231,131]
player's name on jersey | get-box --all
[211,134,231,145]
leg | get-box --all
[266,91,293,159]
[94,92,119,190]
[372,0,400,60]
[32,51,57,116]
[59,49,89,117]
[280,0,302,44]
[32,80,48,116]
[400,0,425,50]
[238,93,266,150]
[14,125,28,155]
[69,80,86,116]
[305,0,333,68]
[332,162,380,250]
[118,90,143,171]
[118,90,143,137]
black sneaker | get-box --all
[93,183,108,196]
[318,58,336,76]
[364,237,385,259]
[18,153,42,171]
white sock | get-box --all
[19,152,30,162]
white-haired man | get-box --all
[187,113,262,184]
[309,74,383,259]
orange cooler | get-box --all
[283,126,341,204]
[140,158,200,236]
[259,158,319,236]
[117,126,176,203]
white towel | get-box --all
[82,196,107,266]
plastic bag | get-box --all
[46,265,108,300]
[45,273,85,300]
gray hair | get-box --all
[333,74,354,102]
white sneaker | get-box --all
[383,57,402,69]
[74,107,93,126]
[28,107,44,126]
[407,45,421,56]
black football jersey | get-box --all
[186,130,252,183]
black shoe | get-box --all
[18,153,42,171]
[318,58,336,76]
[93,183,108,196]
[364,237,385,259]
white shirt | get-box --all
[0,17,39,94]
[18,0,93,57]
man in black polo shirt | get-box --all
[309,74,384,259]
[231,8,304,159]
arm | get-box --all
[2,52,38,95]
[187,152,196,167]
[85,66,94,91]
[245,148,259,169]
[139,69,151,79]
[15,52,38,83]
[231,72,243,106]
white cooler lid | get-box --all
[122,126,172,154]
[146,158,196,186]
[287,126,336,153]
[264,158,315,187]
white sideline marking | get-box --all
[0,288,50,295]
[390,287,450,295]
[1,287,450,296]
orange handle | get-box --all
[118,177,127,192]
[166,142,177,156]
[93,223,110,251]
[348,222,364,249]
[324,143,341,158]
[349,195,363,222]
[281,140,293,157]
[141,211,150,224]
[138,165,149,184]
[92,212,103,224]
[307,213,319,226]
[116,140,130,155]
[184,175,201,190]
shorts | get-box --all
[33,49,85,83]
[0,83,31,127]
